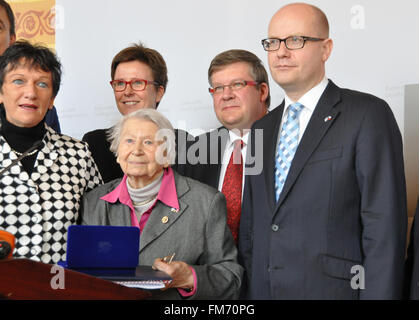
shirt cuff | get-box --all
[178,266,197,297]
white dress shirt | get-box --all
[218,130,249,196]
[278,77,329,145]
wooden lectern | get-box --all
[0,259,151,300]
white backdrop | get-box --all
[54,0,419,140]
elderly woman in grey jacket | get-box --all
[79,108,242,299]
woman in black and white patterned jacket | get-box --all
[0,41,103,264]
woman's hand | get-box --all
[152,258,194,291]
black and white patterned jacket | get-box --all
[0,125,103,263]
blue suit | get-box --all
[239,80,407,299]
[45,106,61,133]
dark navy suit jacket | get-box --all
[183,127,230,189]
[404,198,419,299]
[45,106,60,133]
[238,80,407,299]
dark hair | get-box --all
[208,49,271,108]
[111,43,168,91]
[0,0,15,37]
[0,40,62,97]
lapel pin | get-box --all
[324,116,332,122]
[162,216,169,224]
[170,208,179,213]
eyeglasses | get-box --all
[110,78,160,92]
[209,80,259,95]
[261,36,325,51]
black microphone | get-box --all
[0,140,43,176]
[0,230,15,260]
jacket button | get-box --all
[271,224,279,232]
[32,214,41,223]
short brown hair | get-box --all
[111,43,168,91]
[208,49,270,108]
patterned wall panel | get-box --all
[9,0,55,49]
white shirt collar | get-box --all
[227,129,249,147]
[218,129,249,192]
[284,77,329,112]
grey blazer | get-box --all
[79,171,243,300]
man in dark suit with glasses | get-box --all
[239,2,407,300]
[187,49,270,243]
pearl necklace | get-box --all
[11,148,39,157]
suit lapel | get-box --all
[0,126,57,190]
[30,129,60,184]
[207,127,229,188]
[262,104,285,211]
[139,172,190,252]
[274,81,342,214]
[0,135,18,173]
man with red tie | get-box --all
[186,49,270,242]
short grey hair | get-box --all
[108,108,176,165]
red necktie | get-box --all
[221,139,244,243]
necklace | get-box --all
[132,196,156,207]
[11,148,39,157]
